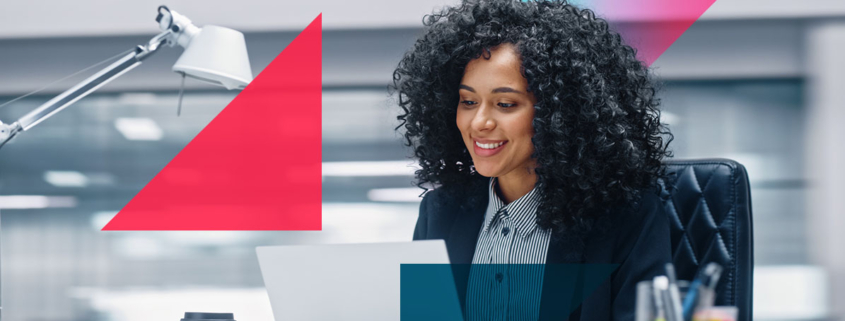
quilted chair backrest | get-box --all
[661,159,754,321]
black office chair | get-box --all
[660,159,754,321]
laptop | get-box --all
[256,240,462,321]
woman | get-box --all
[391,0,674,320]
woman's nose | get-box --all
[471,104,496,132]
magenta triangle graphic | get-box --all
[104,15,323,230]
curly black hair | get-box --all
[391,0,673,239]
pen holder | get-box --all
[635,280,735,321]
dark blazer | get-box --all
[413,176,672,321]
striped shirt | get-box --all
[466,177,552,321]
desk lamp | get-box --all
[0,6,252,320]
[0,5,253,148]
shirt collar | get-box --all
[482,177,542,238]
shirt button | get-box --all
[501,226,510,236]
[495,272,504,283]
[501,209,508,216]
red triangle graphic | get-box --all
[104,15,323,230]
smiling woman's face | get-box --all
[456,43,538,181]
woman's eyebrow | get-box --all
[459,85,524,94]
[492,87,524,94]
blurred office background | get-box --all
[1,0,844,320]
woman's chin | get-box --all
[473,165,500,178]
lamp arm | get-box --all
[0,30,173,149]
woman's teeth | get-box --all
[475,141,505,149]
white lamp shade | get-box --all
[172,25,253,90]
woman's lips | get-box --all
[473,140,507,157]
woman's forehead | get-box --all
[461,44,527,91]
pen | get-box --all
[699,263,723,309]
[705,263,723,291]
[681,276,702,321]
[636,281,655,321]
[653,276,668,321]
[682,263,723,321]
[665,263,678,284]
[664,264,685,321]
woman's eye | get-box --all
[460,100,477,106]
[498,102,516,108]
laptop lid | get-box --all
[256,240,461,321]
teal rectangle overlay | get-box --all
[400,264,618,321]
[400,264,464,321]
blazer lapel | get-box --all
[545,237,570,264]
[445,178,488,264]
[539,231,588,321]
[444,179,488,316]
